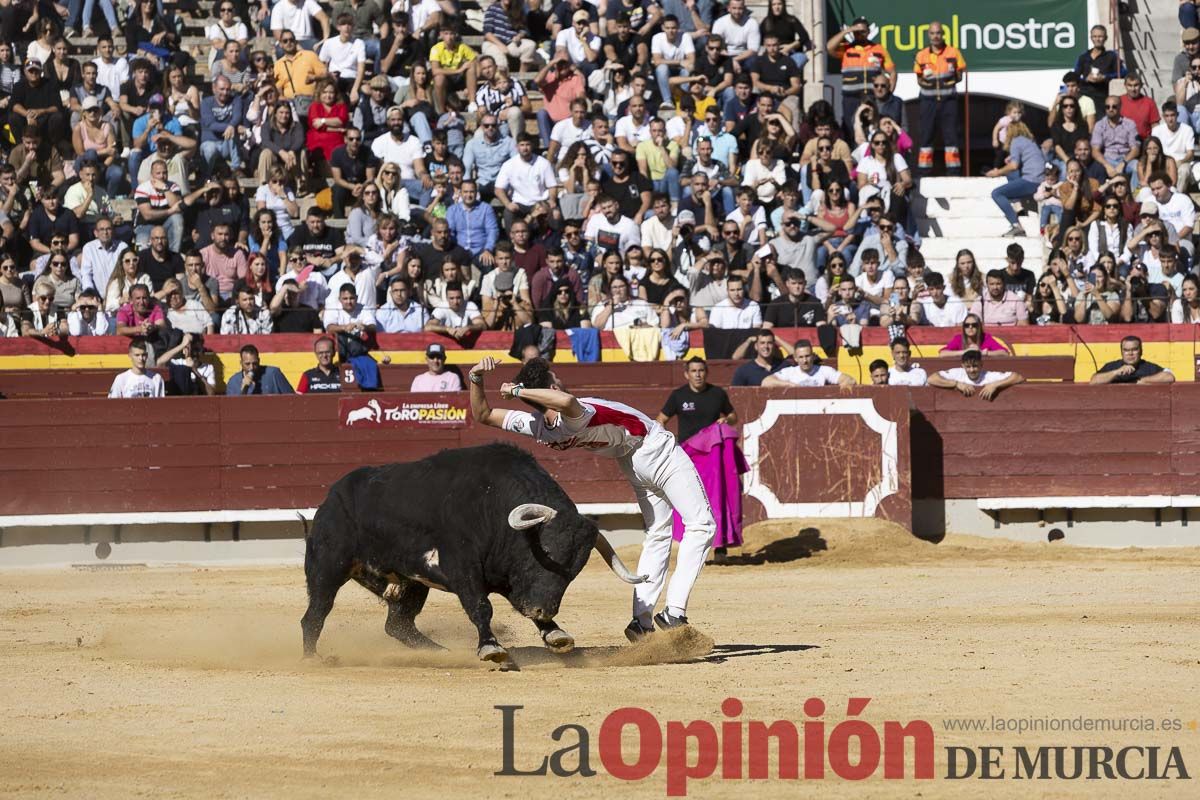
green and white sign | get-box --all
[825,0,1090,72]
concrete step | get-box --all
[1127,28,1190,53]
[915,216,1041,239]
[918,236,1043,261]
[914,196,1017,220]
[917,176,1006,199]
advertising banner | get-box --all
[339,396,470,428]
[825,0,1090,72]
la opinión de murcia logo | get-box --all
[495,700,1191,795]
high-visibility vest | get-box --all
[914,45,966,99]
[838,42,893,95]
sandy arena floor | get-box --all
[2,519,1198,799]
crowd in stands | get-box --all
[0,0,1197,391]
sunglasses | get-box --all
[872,140,887,146]
[1105,203,1120,209]
[382,169,398,175]
[481,123,497,128]
[817,145,831,152]
[1105,104,1121,110]
[1040,282,1054,289]
[963,323,979,329]
[345,136,361,141]
[873,83,889,88]
[879,224,894,231]
[1067,235,1083,241]
[557,287,572,293]
[288,255,302,262]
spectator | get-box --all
[650,14,694,110]
[413,218,472,278]
[868,359,891,384]
[1074,25,1124,108]
[132,158,186,252]
[289,207,348,274]
[306,79,350,174]
[11,58,68,159]
[531,246,583,310]
[38,253,80,311]
[1093,334,1177,384]
[985,122,1045,238]
[326,248,378,311]
[115,283,167,345]
[555,10,602,76]
[968,269,1029,327]
[535,58,586,149]
[537,277,590,328]
[1152,101,1195,191]
[411,342,464,391]
[929,349,1025,401]
[67,288,112,336]
[203,223,249,302]
[856,131,912,223]
[940,314,1012,356]
[320,13,367,104]
[221,285,275,334]
[885,338,927,386]
[1091,96,1140,184]
[273,276,326,333]
[274,29,327,113]
[591,274,656,328]
[297,336,342,394]
[914,20,965,174]
[1028,271,1071,325]
[425,281,485,342]
[108,338,165,398]
[162,278,213,335]
[751,33,802,128]
[464,113,517,200]
[21,282,67,338]
[761,269,822,327]
[1135,171,1196,260]
[584,194,641,254]
[199,76,246,178]
[323,284,377,336]
[482,0,538,71]
[226,345,295,395]
[446,179,499,267]
[156,332,216,396]
[730,328,791,385]
[429,23,478,115]
[707,274,761,328]
[1121,73,1160,142]
[104,251,151,313]
[28,190,80,256]
[1173,27,1200,84]
[1071,265,1120,324]
[496,133,560,227]
[763,339,854,387]
[657,355,737,444]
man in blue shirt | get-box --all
[199,76,246,178]
[463,113,517,201]
[445,179,499,270]
[129,94,192,184]
[225,345,295,395]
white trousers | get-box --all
[619,433,715,623]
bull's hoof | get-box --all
[477,643,510,663]
[541,628,575,654]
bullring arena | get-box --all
[2,338,1199,797]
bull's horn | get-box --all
[594,533,649,584]
[509,504,558,530]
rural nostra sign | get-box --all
[825,0,1089,72]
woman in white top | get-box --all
[557,142,599,220]
[856,133,912,221]
[425,260,480,309]
[742,141,788,205]
[254,167,299,240]
[104,251,152,313]
[1085,196,1133,268]
[375,162,412,222]
[206,2,249,69]
[1172,274,1200,323]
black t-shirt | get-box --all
[193,203,244,250]
[330,145,379,184]
[275,305,323,333]
[764,295,824,328]
[536,305,586,329]
[603,33,644,71]
[120,79,155,110]
[693,48,733,88]
[139,250,184,291]
[660,383,734,444]
[1096,358,1166,384]
[1002,267,1036,297]
[11,78,63,112]
[753,55,800,90]
[27,207,80,245]
[415,242,472,280]
[602,173,651,221]
[298,366,341,393]
[288,225,346,263]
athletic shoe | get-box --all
[624,618,654,642]
[1001,224,1024,238]
[653,610,689,630]
[467,101,478,113]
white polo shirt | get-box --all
[372,134,425,180]
[772,364,841,386]
[707,298,762,329]
[318,37,366,76]
[888,366,928,386]
[651,31,695,63]
[270,0,323,40]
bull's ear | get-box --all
[509,503,558,530]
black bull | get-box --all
[301,443,645,664]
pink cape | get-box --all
[671,422,748,547]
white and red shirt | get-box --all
[501,398,664,459]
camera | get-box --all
[679,223,694,238]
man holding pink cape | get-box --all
[657,358,747,562]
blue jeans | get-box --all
[990,174,1039,225]
[1039,203,1063,230]
[790,51,809,71]
[403,177,430,209]
[67,0,118,29]
[652,170,681,204]
[536,109,554,149]
[200,138,242,173]
[1183,2,1199,29]
[655,64,688,106]
[408,111,433,145]
[135,213,183,252]
[1104,154,1139,186]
